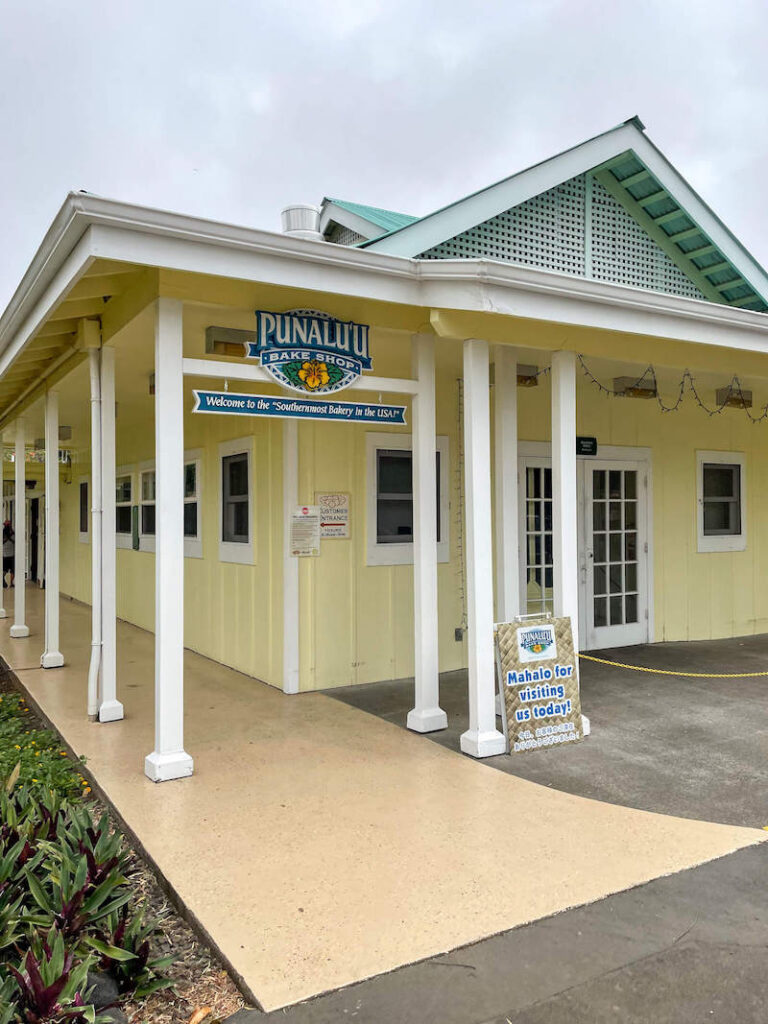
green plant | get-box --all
[0,694,86,800]
[88,905,176,998]
[5,928,104,1023]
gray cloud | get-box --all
[1,0,767,307]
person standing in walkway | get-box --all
[3,520,14,588]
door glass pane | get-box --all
[624,472,637,499]
[625,594,638,623]
[610,595,623,624]
[593,470,606,500]
[594,597,607,627]
[593,533,606,563]
[525,466,553,615]
[625,501,637,530]
[610,533,622,561]
[609,564,622,593]
[594,565,606,595]
[625,532,637,561]
[609,471,622,498]
[593,502,606,531]
[625,562,637,593]
[609,502,622,528]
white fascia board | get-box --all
[627,132,768,303]
[90,218,768,356]
[318,203,380,240]
[363,123,641,257]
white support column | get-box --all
[282,419,300,694]
[10,419,29,638]
[551,350,579,653]
[41,391,63,667]
[145,298,193,782]
[460,339,506,758]
[98,348,123,721]
[407,334,447,733]
[493,346,520,623]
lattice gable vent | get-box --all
[418,173,706,301]
[325,222,367,246]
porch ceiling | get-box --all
[0,260,147,430]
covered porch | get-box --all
[1,584,763,1010]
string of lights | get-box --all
[576,354,768,424]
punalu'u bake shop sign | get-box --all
[250,310,372,395]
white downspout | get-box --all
[87,349,102,719]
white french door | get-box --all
[518,447,651,650]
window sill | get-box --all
[219,541,254,565]
[697,535,747,554]
[185,539,203,559]
[139,537,156,553]
[116,534,132,550]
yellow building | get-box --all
[2,116,768,779]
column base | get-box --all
[41,651,64,669]
[407,706,448,733]
[0,608,7,619]
[99,700,125,723]
[460,728,507,758]
[9,624,29,638]
[495,692,503,717]
[144,750,194,783]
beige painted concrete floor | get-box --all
[0,586,764,1011]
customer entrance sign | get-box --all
[192,390,406,424]
[495,616,584,754]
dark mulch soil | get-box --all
[0,668,248,1024]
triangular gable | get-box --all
[362,118,768,312]
[319,198,417,246]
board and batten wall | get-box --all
[56,332,768,692]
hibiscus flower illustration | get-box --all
[298,359,330,391]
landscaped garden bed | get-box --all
[0,668,246,1023]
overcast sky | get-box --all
[1,0,767,309]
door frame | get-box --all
[517,442,654,649]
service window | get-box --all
[78,479,89,542]
[697,451,746,553]
[139,467,156,551]
[219,438,254,564]
[184,452,202,558]
[366,433,449,566]
[116,471,133,548]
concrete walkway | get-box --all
[1,587,764,1011]
[329,636,768,827]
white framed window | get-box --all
[115,467,134,549]
[219,437,254,564]
[78,477,89,543]
[138,462,156,553]
[365,432,450,566]
[696,451,746,553]
[184,449,203,559]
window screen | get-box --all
[116,474,132,535]
[140,470,156,536]
[702,463,741,536]
[222,453,249,543]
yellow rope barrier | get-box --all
[579,652,768,679]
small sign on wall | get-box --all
[316,492,350,538]
[290,506,320,556]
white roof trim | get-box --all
[2,192,768,414]
[363,121,768,307]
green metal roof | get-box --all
[325,198,417,233]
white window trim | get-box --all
[78,476,89,544]
[696,450,746,553]
[115,465,135,550]
[138,460,156,553]
[366,432,450,567]
[218,436,254,565]
[184,448,203,559]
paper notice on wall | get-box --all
[290,506,320,556]
[316,492,350,538]
[495,616,584,755]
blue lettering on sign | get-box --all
[192,389,407,425]
[247,311,372,396]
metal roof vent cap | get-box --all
[281,204,322,241]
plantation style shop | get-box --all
[2,116,768,780]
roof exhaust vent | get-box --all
[281,204,322,241]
